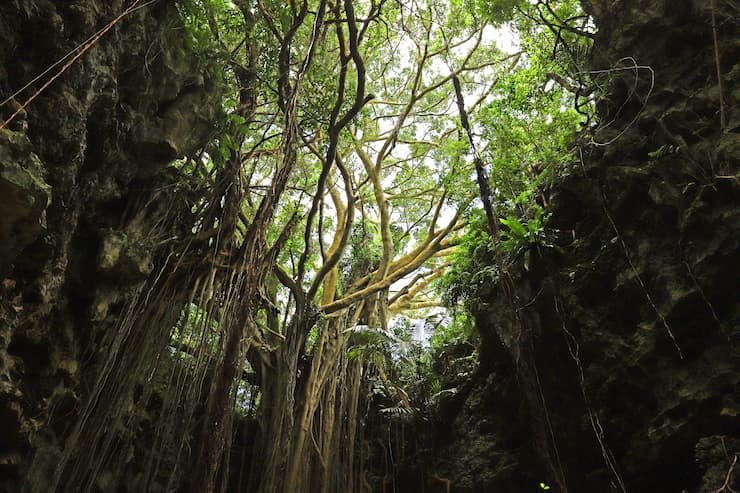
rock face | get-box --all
[431,1,739,492]
[0,1,219,491]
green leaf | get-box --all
[500,216,528,239]
[229,114,247,125]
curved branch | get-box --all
[297,0,373,286]
[308,155,356,302]
[321,208,462,314]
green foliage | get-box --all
[499,205,551,255]
[176,0,231,63]
[339,221,383,286]
[474,0,526,24]
[437,209,498,307]
[346,324,400,363]
[439,0,591,309]
[176,0,216,49]
[429,311,476,349]
[235,375,260,417]
[354,310,481,429]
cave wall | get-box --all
[434,0,739,492]
[0,1,220,490]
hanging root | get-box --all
[432,474,452,493]
[711,455,737,493]
[709,0,727,131]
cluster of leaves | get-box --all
[438,209,499,308]
[354,311,479,427]
[437,0,593,310]
[339,222,383,287]
[175,0,240,70]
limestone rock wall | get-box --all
[433,0,739,492]
[0,1,219,490]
